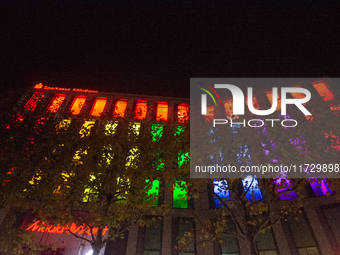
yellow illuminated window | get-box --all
[156,102,168,121]
[114,99,128,118]
[47,94,66,113]
[135,100,148,120]
[90,97,107,116]
[70,96,87,115]
[79,120,95,138]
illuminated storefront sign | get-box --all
[26,220,109,236]
[34,83,98,93]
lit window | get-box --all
[90,97,107,116]
[242,175,263,202]
[47,94,66,113]
[274,178,298,200]
[79,120,95,138]
[290,85,313,121]
[265,90,281,112]
[145,180,160,206]
[312,81,335,101]
[56,118,71,132]
[224,99,239,119]
[69,96,87,115]
[213,180,229,208]
[24,92,45,111]
[173,180,188,209]
[156,102,168,121]
[178,152,189,170]
[113,99,128,118]
[105,121,118,135]
[151,124,163,142]
[246,96,261,115]
[178,104,189,123]
[135,100,148,120]
[310,179,332,196]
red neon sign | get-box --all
[26,220,109,236]
[34,83,98,93]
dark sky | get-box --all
[1,1,340,98]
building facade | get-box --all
[1,80,340,255]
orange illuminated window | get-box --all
[114,99,128,118]
[90,97,107,116]
[290,85,313,121]
[47,94,66,113]
[266,91,281,112]
[156,102,168,121]
[246,96,260,115]
[224,100,239,119]
[69,96,87,115]
[24,92,45,111]
[312,81,335,101]
[135,100,148,120]
[178,104,189,123]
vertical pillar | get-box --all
[161,215,173,255]
[125,224,139,255]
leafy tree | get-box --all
[0,98,190,255]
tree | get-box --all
[0,99,190,255]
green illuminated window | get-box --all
[178,152,190,170]
[173,180,188,209]
[151,124,163,142]
[145,179,160,206]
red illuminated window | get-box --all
[47,94,66,113]
[135,100,148,120]
[312,81,335,101]
[114,99,128,118]
[178,104,189,123]
[24,92,45,111]
[156,102,168,121]
[69,96,87,115]
[90,97,107,116]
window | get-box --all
[173,180,188,209]
[265,90,281,112]
[24,92,45,111]
[178,104,189,123]
[213,180,229,208]
[309,179,332,196]
[90,97,107,116]
[135,100,148,120]
[47,94,66,113]
[218,219,239,255]
[173,219,195,255]
[69,96,87,115]
[312,81,335,102]
[140,219,162,255]
[114,99,128,118]
[145,180,160,206]
[156,102,168,121]
[274,178,299,200]
[322,206,340,248]
[242,175,263,202]
[257,229,278,255]
[286,213,320,255]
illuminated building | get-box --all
[1,80,340,255]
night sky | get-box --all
[1,1,340,99]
